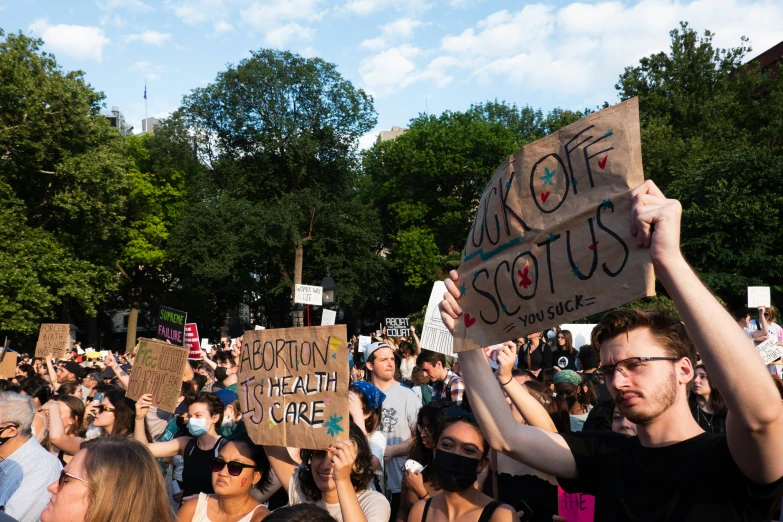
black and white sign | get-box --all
[385,317,411,337]
[295,284,323,306]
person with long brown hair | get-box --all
[39,437,174,522]
[43,395,85,465]
[551,330,578,371]
[688,364,727,435]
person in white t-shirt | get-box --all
[734,307,769,342]
[265,421,390,522]
[764,307,783,377]
[348,381,387,492]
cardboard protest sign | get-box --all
[294,285,323,306]
[452,98,654,352]
[185,323,201,360]
[0,351,17,379]
[126,338,190,413]
[158,306,187,345]
[755,338,783,365]
[321,309,336,326]
[748,287,771,308]
[35,324,71,359]
[558,486,595,522]
[420,281,456,356]
[385,318,411,337]
[237,325,349,450]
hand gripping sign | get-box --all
[452,98,655,353]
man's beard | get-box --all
[616,371,678,425]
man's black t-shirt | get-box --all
[557,431,783,522]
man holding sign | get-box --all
[441,179,783,521]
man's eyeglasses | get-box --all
[210,457,256,476]
[95,405,116,414]
[594,356,684,382]
[58,470,89,490]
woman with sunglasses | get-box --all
[178,434,271,522]
[395,400,450,522]
[551,330,577,371]
[408,413,519,522]
[40,437,174,522]
[264,421,390,522]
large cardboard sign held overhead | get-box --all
[237,325,349,450]
[452,98,654,353]
[35,324,71,359]
[158,306,187,345]
[126,338,190,413]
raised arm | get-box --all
[45,357,60,391]
[631,180,783,484]
[104,351,130,388]
[263,446,298,493]
[411,325,421,355]
[133,393,183,457]
[495,343,557,432]
[43,400,84,455]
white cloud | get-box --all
[241,0,325,31]
[360,17,423,50]
[125,30,172,45]
[97,0,153,12]
[28,19,110,62]
[167,0,227,25]
[213,20,234,34]
[343,0,430,16]
[129,61,166,80]
[265,23,314,47]
[358,130,379,150]
[359,44,451,95]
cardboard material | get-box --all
[0,337,9,362]
[35,324,71,359]
[321,309,336,326]
[237,325,349,450]
[158,306,187,345]
[452,98,654,352]
[755,337,783,365]
[385,317,411,337]
[126,338,190,413]
[185,323,201,360]
[294,285,323,306]
[420,281,455,356]
[558,486,595,522]
[0,351,16,379]
[748,287,771,308]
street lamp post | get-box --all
[321,271,337,307]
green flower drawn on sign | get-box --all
[325,414,344,437]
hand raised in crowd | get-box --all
[135,393,154,420]
[630,180,683,267]
[495,342,517,384]
[403,469,428,500]
[103,350,118,368]
[440,270,463,333]
[330,440,357,483]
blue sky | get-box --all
[2,0,782,147]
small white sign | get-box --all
[321,309,336,326]
[254,325,265,330]
[748,287,771,308]
[200,338,210,349]
[294,284,323,306]
[358,335,372,353]
[755,337,783,365]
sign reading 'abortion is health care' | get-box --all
[453,98,654,352]
[238,325,349,450]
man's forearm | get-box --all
[386,437,414,458]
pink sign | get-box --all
[184,323,201,360]
[558,486,594,522]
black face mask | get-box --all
[0,425,16,446]
[175,416,188,430]
[565,396,578,410]
[432,450,481,492]
[214,367,228,382]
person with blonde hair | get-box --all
[39,436,174,522]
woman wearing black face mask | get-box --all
[408,413,520,522]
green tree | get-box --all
[0,30,127,334]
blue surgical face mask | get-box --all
[187,418,210,437]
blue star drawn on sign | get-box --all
[502,305,508,315]
[260,378,265,386]
[547,233,558,243]
[572,267,581,277]
[540,167,556,186]
[601,199,613,210]
[571,177,578,189]
[505,180,512,190]
[325,414,344,437]
[331,353,337,360]
[604,129,613,138]
[459,283,467,296]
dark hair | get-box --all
[592,309,697,366]
[731,308,750,321]
[226,433,272,491]
[558,330,575,354]
[511,368,536,380]
[399,341,416,358]
[688,364,727,415]
[186,392,225,428]
[579,379,598,408]
[55,395,86,437]
[349,384,382,434]
[409,400,450,487]
[578,344,600,371]
[439,415,490,460]
[0,380,9,392]
[538,368,558,388]
[104,389,138,437]
[523,380,571,433]
[16,364,35,379]
[22,381,52,406]
[416,350,445,367]
[192,373,207,391]
[263,504,335,522]
[214,351,237,367]
[57,380,82,397]
[297,421,373,501]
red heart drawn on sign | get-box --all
[598,156,608,169]
[541,191,550,203]
[465,314,477,328]
[588,241,599,251]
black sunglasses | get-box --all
[210,457,255,476]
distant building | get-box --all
[379,126,408,142]
[748,39,783,75]
[105,106,133,136]
[142,117,161,133]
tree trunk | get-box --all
[293,242,304,326]
[125,307,139,353]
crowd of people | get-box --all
[1,180,783,521]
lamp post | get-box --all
[292,303,304,327]
[321,271,337,307]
